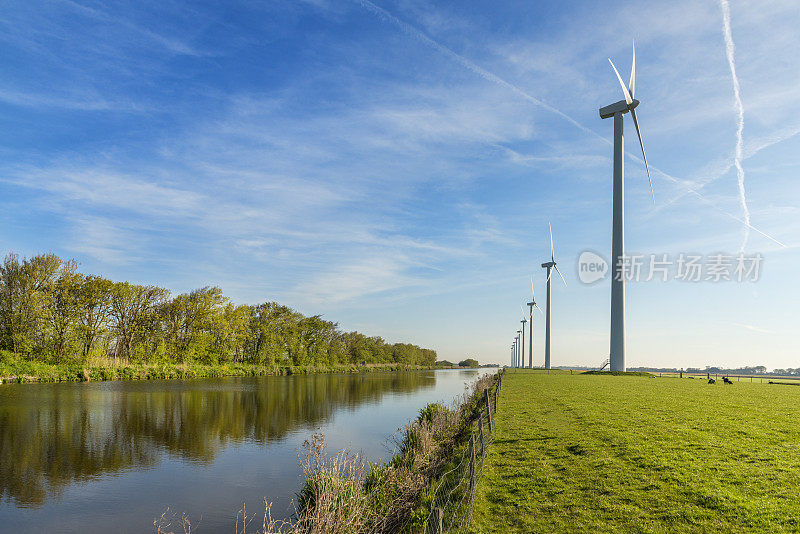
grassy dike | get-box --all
[470,369,800,533]
[0,350,433,384]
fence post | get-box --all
[478,417,485,454]
[484,389,493,433]
[434,507,443,534]
[494,386,498,415]
[469,433,476,492]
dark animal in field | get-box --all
[723,377,733,384]
[708,378,716,384]
[688,376,695,379]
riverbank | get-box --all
[282,370,499,533]
[0,351,434,384]
[470,369,800,532]
[157,369,501,534]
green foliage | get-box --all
[417,402,446,425]
[297,472,363,516]
[471,370,800,533]
[0,351,430,384]
[0,252,436,375]
[458,358,479,368]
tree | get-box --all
[109,282,169,360]
[76,276,114,359]
[458,358,479,368]
[0,253,62,354]
[46,261,82,361]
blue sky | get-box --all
[1,0,798,369]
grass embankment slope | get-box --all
[0,350,430,384]
[471,369,800,533]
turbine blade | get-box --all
[549,222,554,262]
[608,58,633,105]
[554,264,567,286]
[630,108,654,203]
[535,303,543,314]
[531,276,535,301]
[629,40,635,98]
[545,269,552,284]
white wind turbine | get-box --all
[526,277,543,369]
[520,311,527,368]
[599,42,653,372]
[541,223,566,370]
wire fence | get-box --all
[422,370,503,534]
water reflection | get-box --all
[0,372,436,508]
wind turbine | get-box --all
[541,223,566,370]
[513,338,517,368]
[516,331,521,368]
[526,277,543,368]
[600,42,653,373]
[520,312,527,369]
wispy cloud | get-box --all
[354,0,601,141]
[1,0,799,366]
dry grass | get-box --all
[154,507,196,534]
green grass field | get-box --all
[470,369,800,533]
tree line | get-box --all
[0,253,436,367]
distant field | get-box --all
[470,369,800,533]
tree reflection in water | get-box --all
[0,372,435,507]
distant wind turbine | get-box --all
[526,277,543,368]
[513,338,517,368]
[520,312,527,369]
[541,223,566,370]
[600,42,652,372]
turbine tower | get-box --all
[513,338,517,367]
[600,42,653,373]
[516,331,521,368]
[541,223,566,370]
[526,277,543,368]
[520,313,527,369]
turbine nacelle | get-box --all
[541,261,555,268]
[599,98,639,119]
[601,41,653,202]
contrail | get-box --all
[720,0,750,251]
[356,0,787,248]
[355,0,602,141]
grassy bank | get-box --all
[470,369,800,533]
[0,350,432,384]
[283,371,498,533]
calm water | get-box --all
[0,369,493,533]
